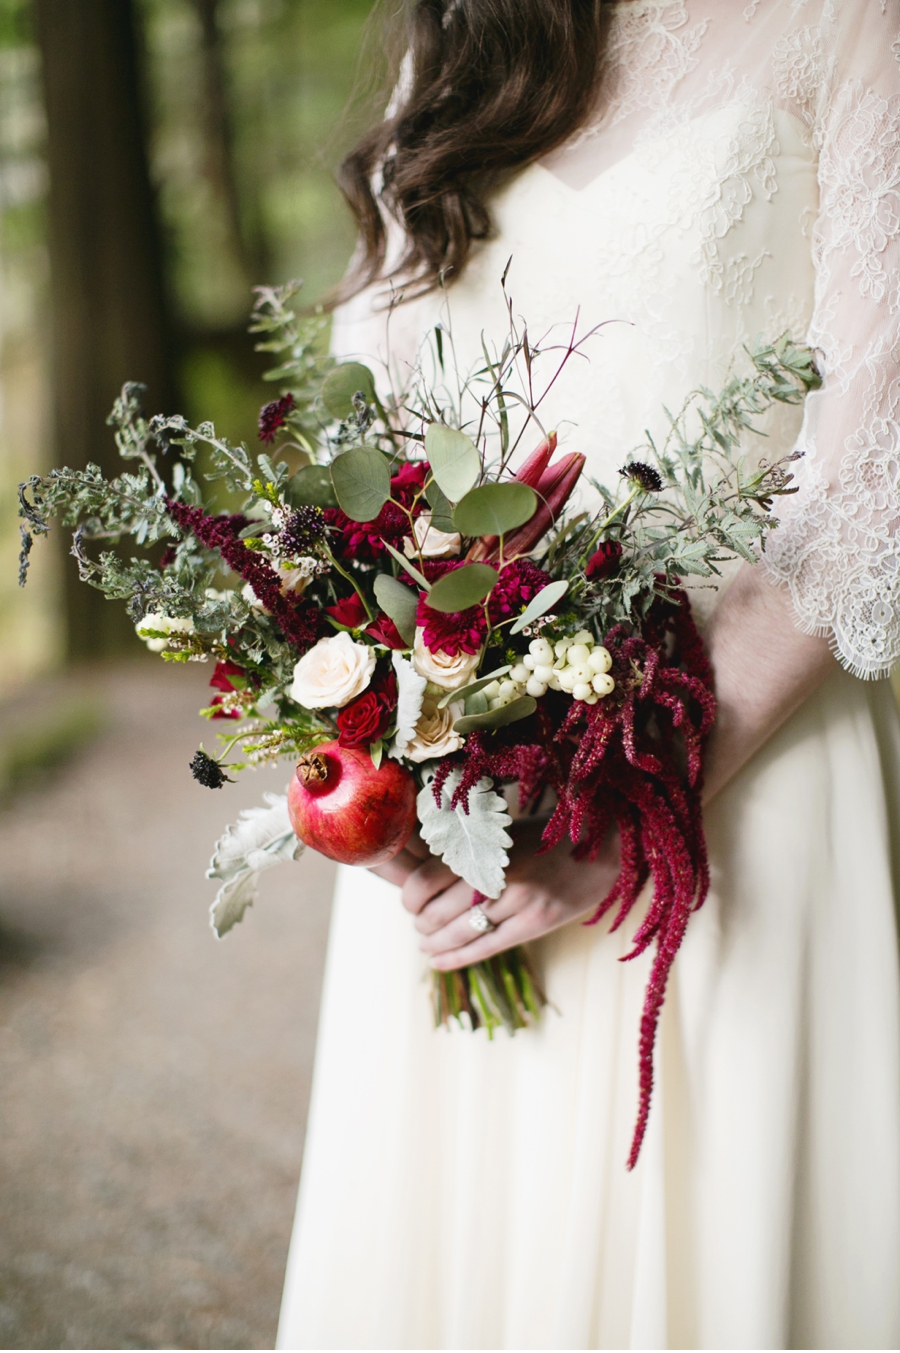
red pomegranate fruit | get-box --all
[287,740,417,867]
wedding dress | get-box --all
[277,2,900,1346]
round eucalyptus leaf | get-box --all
[321,363,377,420]
[330,446,391,523]
[424,478,456,533]
[453,482,538,538]
[425,424,481,502]
[285,463,338,509]
[373,574,418,645]
[453,695,537,735]
[425,563,498,614]
[509,579,570,635]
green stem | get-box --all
[323,546,374,623]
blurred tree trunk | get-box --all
[193,0,269,286]
[33,0,179,658]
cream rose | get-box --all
[403,512,462,560]
[404,697,465,763]
[289,632,376,709]
[412,628,482,691]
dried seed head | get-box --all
[190,749,233,789]
[620,461,663,493]
[280,506,327,557]
[297,751,329,786]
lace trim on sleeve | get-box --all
[763,52,900,679]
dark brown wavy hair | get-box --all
[338,0,613,299]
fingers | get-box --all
[368,845,420,888]
[413,877,473,935]
[401,853,462,915]
[429,909,539,970]
[404,830,430,862]
[418,887,524,957]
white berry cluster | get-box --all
[482,631,615,711]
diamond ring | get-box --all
[469,904,496,934]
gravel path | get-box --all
[0,660,335,1350]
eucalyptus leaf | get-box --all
[464,690,489,717]
[453,695,537,735]
[330,446,391,522]
[321,362,376,420]
[382,539,430,589]
[373,574,418,645]
[425,424,481,502]
[285,463,338,509]
[437,666,511,709]
[509,579,570,635]
[426,563,498,613]
[425,478,456,533]
[453,482,537,537]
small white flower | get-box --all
[403,512,462,560]
[412,628,482,691]
[135,612,194,653]
[289,631,376,709]
[404,697,465,763]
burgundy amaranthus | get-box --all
[165,499,320,652]
[433,592,715,1169]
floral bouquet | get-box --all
[18,281,819,1166]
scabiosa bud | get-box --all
[280,505,326,556]
[258,393,295,445]
[189,749,234,789]
[620,461,663,493]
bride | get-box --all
[278,1,900,1347]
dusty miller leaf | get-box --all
[207,791,302,937]
[416,770,512,898]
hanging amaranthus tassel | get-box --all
[433,592,716,1168]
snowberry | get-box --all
[522,654,536,671]
[567,644,591,666]
[510,663,530,683]
[573,682,593,701]
[533,663,554,683]
[588,646,612,673]
[482,681,501,700]
[592,673,615,696]
[554,638,573,660]
[528,638,554,665]
[526,677,548,698]
[572,630,593,647]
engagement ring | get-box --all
[469,904,496,934]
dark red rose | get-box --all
[586,540,623,581]
[365,614,409,649]
[326,593,368,629]
[209,659,247,720]
[336,670,398,748]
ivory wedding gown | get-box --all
[278,2,900,1346]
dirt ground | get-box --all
[0,660,336,1350]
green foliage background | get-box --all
[0,0,378,691]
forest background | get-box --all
[0,0,375,696]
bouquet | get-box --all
[18,280,819,1166]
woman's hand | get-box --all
[400,819,621,971]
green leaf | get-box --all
[382,539,430,590]
[453,482,537,537]
[425,478,456,533]
[426,563,498,613]
[285,463,338,509]
[425,424,481,502]
[464,690,489,716]
[453,695,537,735]
[437,666,511,709]
[373,574,418,645]
[509,579,570,635]
[321,362,376,420]
[330,446,391,522]
[369,739,384,770]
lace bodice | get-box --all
[333,0,900,678]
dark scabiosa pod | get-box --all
[620,461,663,493]
[190,750,234,789]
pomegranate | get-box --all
[287,740,417,867]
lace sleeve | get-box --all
[762,0,900,678]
